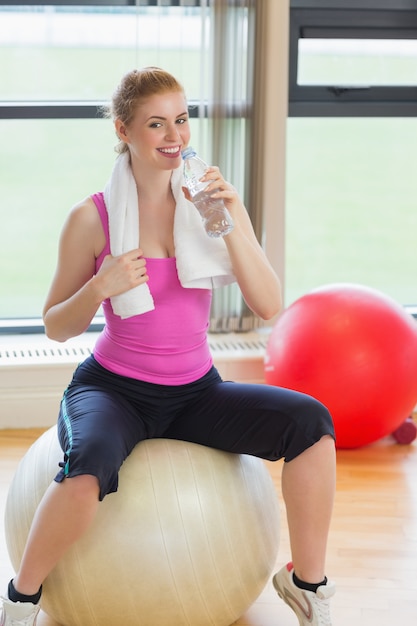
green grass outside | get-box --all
[285,117,417,306]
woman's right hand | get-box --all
[95,249,148,300]
[43,198,148,342]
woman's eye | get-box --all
[176,118,188,125]
[150,122,162,128]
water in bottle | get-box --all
[182,147,234,238]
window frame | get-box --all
[2,0,200,6]
[287,0,417,320]
[289,0,417,117]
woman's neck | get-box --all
[130,159,175,201]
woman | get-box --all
[1,67,336,626]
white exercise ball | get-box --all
[5,427,280,626]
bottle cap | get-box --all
[181,146,196,160]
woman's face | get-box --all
[117,90,191,171]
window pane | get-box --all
[285,117,417,307]
[0,5,207,101]
[0,118,201,319]
[298,39,417,86]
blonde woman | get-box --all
[1,67,336,626]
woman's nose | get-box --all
[165,124,181,141]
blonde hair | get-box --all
[103,67,186,154]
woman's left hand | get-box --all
[182,166,241,214]
[183,165,282,321]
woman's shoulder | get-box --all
[66,195,102,228]
[62,195,106,254]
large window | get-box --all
[0,1,254,328]
[285,0,417,308]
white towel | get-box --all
[103,152,236,319]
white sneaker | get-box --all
[273,562,335,626]
[0,597,40,626]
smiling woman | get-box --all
[0,63,338,626]
[108,67,190,164]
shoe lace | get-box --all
[311,595,332,626]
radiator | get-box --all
[0,331,269,429]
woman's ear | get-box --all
[115,119,129,143]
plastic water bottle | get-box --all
[182,147,234,238]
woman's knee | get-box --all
[299,393,334,434]
[60,473,100,502]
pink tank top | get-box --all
[91,193,213,385]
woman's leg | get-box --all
[281,434,336,583]
[164,379,336,584]
[10,360,148,598]
[12,475,100,596]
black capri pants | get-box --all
[55,355,334,500]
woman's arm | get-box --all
[43,197,148,342]
[196,168,283,320]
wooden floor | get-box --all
[1,428,417,625]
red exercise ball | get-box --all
[264,283,417,449]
